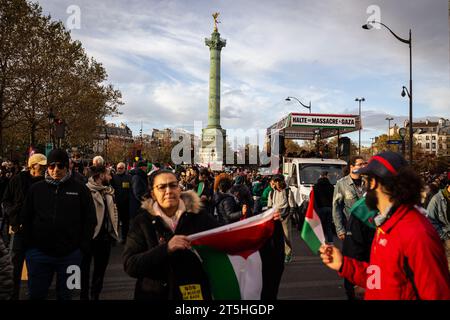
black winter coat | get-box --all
[0,236,13,300]
[130,169,148,218]
[2,171,43,230]
[342,214,375,262]
[123,191,219,300]
[111,173,132,206]
[313,177,334,209]
[20,177,97,257]
[213,192,242,224]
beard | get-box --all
[365,188,379,211]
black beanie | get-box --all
[47,149,69,165]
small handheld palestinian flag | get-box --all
[300,189,325,254]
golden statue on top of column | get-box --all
[212,12,220,32]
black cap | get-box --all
[47,149,69,165]
[355,151,407,179]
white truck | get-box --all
[282,158,347,222]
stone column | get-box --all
[205,31,226,129]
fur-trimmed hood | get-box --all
[140,190,202,217]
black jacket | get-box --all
[313,177,334,209]
[111,173,132,206]
[2,171,44,230]
[123,191,219,300]
[0,236,13,300]
[213,192,242,224]
[342,214,375,262]
[130,169,148,218]
[20,176,97,257]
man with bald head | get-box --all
[111,162,131,243]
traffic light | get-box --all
[54,119,65,139]
[338,137,351,157]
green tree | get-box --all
[0,0,122,159]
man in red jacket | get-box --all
[320,151,450,300]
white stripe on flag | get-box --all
[305,210,325,244]
[228,252,262,300]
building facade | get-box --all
[404,118,450,157]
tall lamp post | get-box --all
[104,126,109,164]
[386,117,394,149]
[355,97,365,155]
[285,96,312,113]
[48,108,55,147]
[362,20,413,164]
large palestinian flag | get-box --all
[188,209,275,300]
[300,189,325,253]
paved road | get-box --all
[18,226,346,300]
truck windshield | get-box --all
[299,164,345,185]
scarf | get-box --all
[152,199,187,232]
[45,171,71,186]
[86,177,114,196]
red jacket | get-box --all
[339,205,450,300]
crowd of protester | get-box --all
[0,148,448,300]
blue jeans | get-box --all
[25,248,82,300]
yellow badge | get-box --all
[122,182,130,189]
[179,284,204,300]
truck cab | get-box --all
[283,157,347,209]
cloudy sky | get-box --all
[37,0,449,146]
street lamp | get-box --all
[285,96,311,113]
[355,97,365,155]
[370,137,376,156]
[104,125,109,163]
[386,117,394,146]
[48,108,55,147]
[362,20,413,164]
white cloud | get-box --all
[37,0,449,139]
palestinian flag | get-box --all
[350,197,377,229]
[188,209,275,300]
[300,189,325,253]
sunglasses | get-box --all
[117,167,125,170]
[153,181,179,192]
[48,162,67,170]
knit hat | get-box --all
[47,149,69,166]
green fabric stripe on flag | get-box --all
[194,245,241,300]
[301,221,322,254]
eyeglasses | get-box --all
[354,162,367,167]
[48,162,66,170]
[117,167,125,170]
[153,182,179,192]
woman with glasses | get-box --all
[123,169,219,300]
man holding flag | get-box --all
[320,152,450,300]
